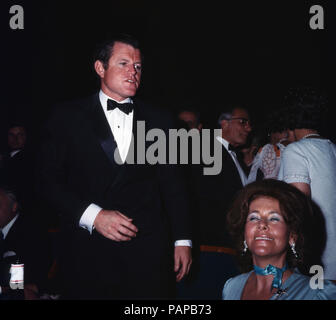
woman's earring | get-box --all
[243,240,248,254]
[290,242,298,259]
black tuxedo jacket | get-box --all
[36,93,192,298]
[197,142,244,247]
[37,93,191,238]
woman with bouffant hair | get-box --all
[278,86,336,281]
[222,179,336,300]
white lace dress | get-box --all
[247,143,286,184]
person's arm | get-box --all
[278,144,311,195]
[290,182,311,196]
[158,160,193,281]
[154,111,193,281]
[35,106,92,228]
[246,147,263,184]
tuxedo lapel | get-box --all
[85,95,151,191]
[122,101,139,165]
[2,215,21,255]
[221,147,243,188]
[87,94,121,167]
[86,95,153,170]
[127,100,150,165]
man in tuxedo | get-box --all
[180,106,252,299]
[0,186,52,300]
[36,34,192,299]
[0,124,35,215]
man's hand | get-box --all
[174,246,192,282]
[93,210,138,241]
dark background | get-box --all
[1,0,335,151]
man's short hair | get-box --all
[178,108,201,126]
[7,121,27,133]
[0,185,18,207]
[93,33,143,70]
[218,105,248,127]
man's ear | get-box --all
[10,201,18,215]
[220,120,229,130]
[94,60,105,78]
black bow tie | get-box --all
[107,99,133,115]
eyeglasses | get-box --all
[229,117,252,127]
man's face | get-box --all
[0,191,16,228]
[221,108,252,147]
[95,41,142,101]
[8,126,27,151]
[178,111,199,130]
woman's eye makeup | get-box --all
[246,212,282,222]
[247,212,259,221]
[268,213,282,222]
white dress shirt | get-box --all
[99,90,134,163]
[79,91,191,247]
[10,150,21,158]
[216,136,247,186]
[79,91,133,233]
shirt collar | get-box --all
[99,90,132,112]
[216,136,231,151]
[10,150,21,158]
[1,214,19,239]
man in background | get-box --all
[180,106,252,299]
[0,124,35,217]
[0,186,52,300]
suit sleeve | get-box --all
[154,111,193,242]
[278,143,311,184]
[35,106,91,228]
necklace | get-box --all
[301,133,320,140]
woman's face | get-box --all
[244,196,295,265]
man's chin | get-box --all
[124,90,137,98]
